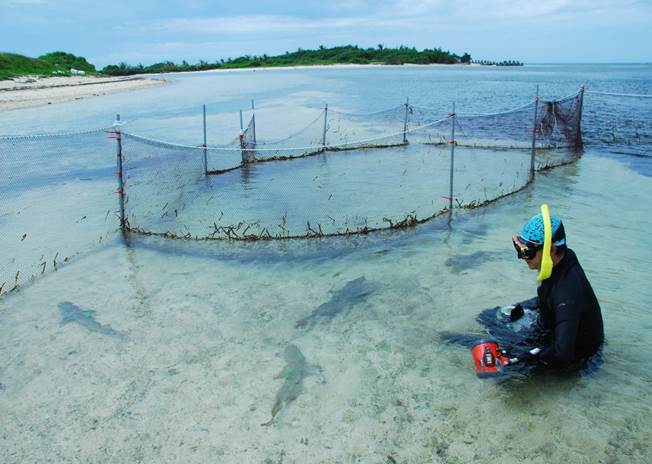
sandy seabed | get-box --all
[1,157,651,464]
[0,75,168,112]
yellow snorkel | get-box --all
[536,203,553,282]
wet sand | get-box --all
[0,75,168,112]
[0,63,475,113]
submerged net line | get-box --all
[128,208,450,242]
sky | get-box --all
[1,0,651,67]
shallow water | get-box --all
[1,65,652,463]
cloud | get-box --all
[120,14,392,36]
[8,0,650,64]
[1,0,51,4]
[117,0,650,39]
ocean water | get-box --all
[1,64,651,463]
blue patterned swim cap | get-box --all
[519,213,566,246]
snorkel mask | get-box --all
[514,204,564,281]
[512,235,540,261]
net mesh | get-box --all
[0,130,117,296]
[325,105,408,149]
[245,109,325,162]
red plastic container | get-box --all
[471,339,510,378]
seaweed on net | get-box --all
[123,208,448,242]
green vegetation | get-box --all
[38,52,96,74]
[1,46,480,80]
[101,45,470,76]
[0,51,96,80]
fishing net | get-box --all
[117,92,583,240]
[241,109,325,162]
[325,105,408,149]
[230,105,409,164]
[120,135,451,240]
[0,129,116,296]
[404,93,583,208]
[0,90,587,295]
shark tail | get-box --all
[261,399,282,426]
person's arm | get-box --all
[537,299,581,365]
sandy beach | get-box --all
[144,62,479,77]
[0,75,168,112]
[0,63,480,113]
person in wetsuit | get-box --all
[510,211,604,370]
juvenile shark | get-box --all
[58,301,125,338]
[295,276,374,329]
[444,250,505,274]
[261,344,319,426]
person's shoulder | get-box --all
[556,253,592,297]
[565,249,591,280]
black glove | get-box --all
[510,304,524,321]
[510,347,541,364]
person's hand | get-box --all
[510,304,525,321]
[510,347,541,363]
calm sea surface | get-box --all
[1,64,651,463]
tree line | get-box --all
[101,45,472,76]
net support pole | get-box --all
[115,114,126,231]
[448,103,456,214]
[251,99,257,145]
[529,85,540,183]
[252,113,257,146]
[403,97,410,144]
[202,104,208,175]
[239,109,247,164]
[576,84,585,152]
[322,103,328,149]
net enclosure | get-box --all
[1,87,601,296]
[117,90,584,241]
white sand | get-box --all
[0,75,168,112]
[144,62,477,77]
[0,63,477,112]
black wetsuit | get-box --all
[533,248,604,368]
[441,248,604,374]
